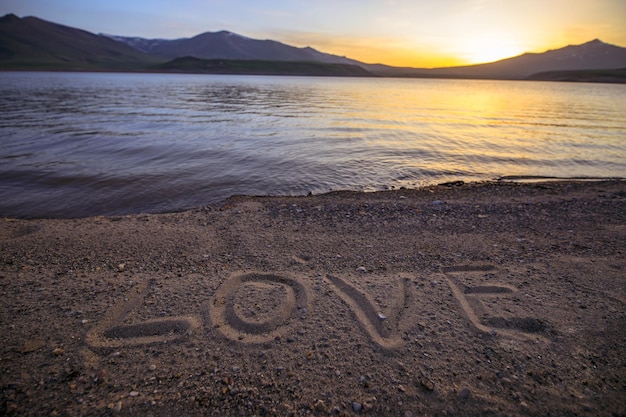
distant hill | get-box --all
[104,32,626,81]
[0,14,159,69]
[106,31,361,66]
[373,39,626,79]
[156,56,374,77]
[2,13,626,83]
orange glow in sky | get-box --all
[268,0,626,67]
[2,0,625,68]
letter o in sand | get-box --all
[207,273,309,343]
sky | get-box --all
[2,0,626,68]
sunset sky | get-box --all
[2,0,625,67]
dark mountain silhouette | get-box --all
[106,31,626,80]
[105,31,361,65]
[439,39,626,79]
[0,14,158,69]
[2,13,625,82]
[374,39,626,79]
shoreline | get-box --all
[1,180,624,416]
[3,178,624,220]
[3,67,626,84]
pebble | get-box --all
[352,402,362,412]
[459,387,471,398]
[148,364,157,371]
[420,378,435,391]
[357,266,367,273]
[52,347,64,356]
[117,263,126,272]
[129,391,139,397]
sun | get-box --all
[458,35,525,65]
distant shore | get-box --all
[3,65,626,83]
[527,68,626,84]
[1,180,624,416]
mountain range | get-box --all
[384,39,626,79]
[105,31,359,65]
[2,14,626,81]
[0,14,159,69]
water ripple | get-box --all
[1,72,625,218]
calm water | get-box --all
[1,71,625,218]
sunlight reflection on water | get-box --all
[1,72,625,217]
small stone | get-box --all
[459,387,471,398]
[52,347,64,356]
[398,384,406,392]
[148,364,157,371]
[117,263,125,272]
[404,412,414,417]
[129,391,139,397]
[377,313,387,320]
[352,402,362,412]
[232,366,240,372]
[113,401,122,412]
[357,266,367,273]
[420,378,435,391]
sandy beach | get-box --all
[1,180,624,416]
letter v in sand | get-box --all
[325,274,416,349]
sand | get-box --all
[1,180,624,416]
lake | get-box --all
[1,71,625,218]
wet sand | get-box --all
[1,180,624,416]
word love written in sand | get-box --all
[86,266,548,350]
